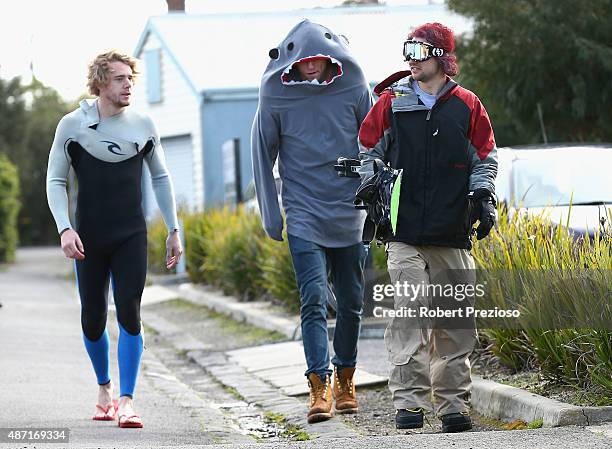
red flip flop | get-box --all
[92,400,118,421]
[118,413,144,428]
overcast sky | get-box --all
[0,0,446,101]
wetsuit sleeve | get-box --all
[467,97,498,194]
[46,116,73,234]
[251,101,283,241]
[144,118,180,233]
[357,89,395,179]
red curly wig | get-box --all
[408,22,458,77]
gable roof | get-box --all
[134,4,472,95]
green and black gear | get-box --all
[353,159,402,245]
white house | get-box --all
[131,2,471,217]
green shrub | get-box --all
[0,154,20,263]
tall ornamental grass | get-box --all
[146,215,169,274]
[201,206,266,301]
[471,206,612,392]
[147,207,300,311]
[258,232,300,313]
[147,203,611,394]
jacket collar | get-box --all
[374,71,458,100]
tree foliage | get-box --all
[0,78,27,159]
[447,0,612,145]
[0,76,69,246]
[0,153,20,262]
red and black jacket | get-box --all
[358,71,497,249]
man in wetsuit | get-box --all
[46,50,182,428]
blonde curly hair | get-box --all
[87,50,139,96]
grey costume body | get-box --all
[251,19,372,247]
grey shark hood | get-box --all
[252,19,372,247]
[260,19,368,96]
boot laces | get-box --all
[309,378,329,405]
[335,370,354,395]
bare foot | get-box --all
[117,396,143,428]
[93,381,116,420]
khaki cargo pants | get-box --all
[385,242,477,416]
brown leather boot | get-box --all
[307,373,333,424]
[333,366,358,414]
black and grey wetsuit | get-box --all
[46,99,179,397]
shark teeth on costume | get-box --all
[281,54,344,85]
[285,78,321,85]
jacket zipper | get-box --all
[422,101,439,238]
[422,107,433,238]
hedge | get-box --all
[0,154,20,263]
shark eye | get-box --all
[324,32,332,39]
[287,42,294,51]
[269,48,279,59]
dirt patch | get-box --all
[340,385,507,436]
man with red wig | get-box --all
[358,23,497,432]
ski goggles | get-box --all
[403,40,445,62]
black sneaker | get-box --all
[395,408,424,429]
[441,412,472,433]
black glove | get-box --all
[468,189,497,240]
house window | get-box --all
[144,49,162,103]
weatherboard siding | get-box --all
[133,32,204,214]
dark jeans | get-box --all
[287,234,367,378]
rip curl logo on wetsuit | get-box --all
[101,140,122,155]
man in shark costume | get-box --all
[252,19,373,423]
[46,50,182,428]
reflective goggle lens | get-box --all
[403,41,430,61]
[403,40,444,61]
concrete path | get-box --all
[226,341,386,396]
